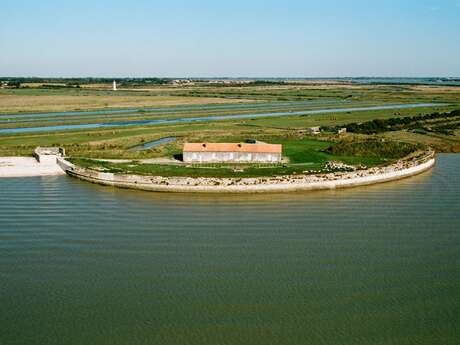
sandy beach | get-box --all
[0,157,65,177]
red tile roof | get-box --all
[183,143,282,154]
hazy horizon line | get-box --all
[2,76,459,79]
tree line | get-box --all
[342,110,460,135]
[0,77,171,88]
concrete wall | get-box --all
[62,151,436,194]
[183,151,281,163]
[0,157,65,177]
[36,154,59,166]
[57,157,75,171]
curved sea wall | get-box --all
[59,150,436,193]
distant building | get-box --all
[183,142,282,163]
[306,127,321,135]
[337,127,347,135]
[208,79,251,85]
[171,79,194,86]
[113,80,117,91]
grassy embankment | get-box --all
[69,137,420,178]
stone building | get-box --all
[306,127,321,135]
[183,142,282,163]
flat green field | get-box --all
[69,136,400,178]
[0,83,459,177]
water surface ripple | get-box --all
[1,154,459,345]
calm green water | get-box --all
[1,154,459,345]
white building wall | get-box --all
[37,154,59,166]
[183,151,281,163]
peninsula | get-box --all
[0,79,458,193]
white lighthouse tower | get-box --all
[112,80,117,91]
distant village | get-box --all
[0,77,288,89]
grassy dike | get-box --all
[68,137,421,178]
[63,148,435,193]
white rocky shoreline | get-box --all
[58,150,436,193]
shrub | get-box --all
[326,139,422,159]
[345,110,460,134]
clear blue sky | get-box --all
[1,0,459,77]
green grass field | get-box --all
[0,83,459,165]
[69,136,394,178]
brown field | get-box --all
[0,94,253,114]
[411,85,460,93]
[382,130,460,152]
